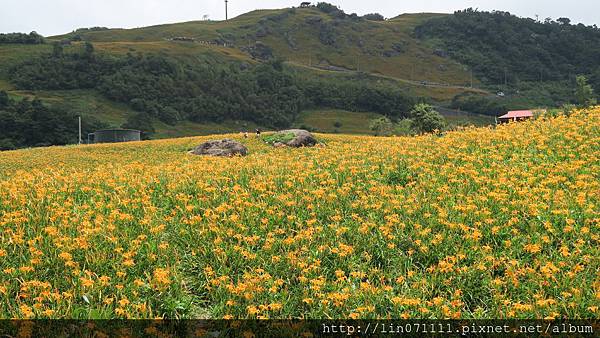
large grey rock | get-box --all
[274,129,318,148]
[190,139,248,157]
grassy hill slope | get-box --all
[0,6,506,141]
[52,9,473,87]
[0,108,597,319]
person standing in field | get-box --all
[255,129,261,137]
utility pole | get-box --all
[225,0,229,20]
[78,116,82,145]
[470,69,473,88]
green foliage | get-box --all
[363,13,385,21]
[0,91,8,108]
[302,78,415,117]
[415,9,600,85]
[122,112,155,140]
[262,132,295,145]
[0,93,107,149]
[298,124,316,132]
[316,3,346,18]
[394,118,415,136]
[451,93,508,116]
[0,32,45,44]
[0,138,16,151]
[73,27,110,34]
[410,103,446,133]
[11,44,116,90]
[384,161,415,186]
[52,42,64,58]
[10,43,415,133]
[561,104,578,116]
[369,116,393,136]
[590,67,600,97]
[318,22,338,46]
[575,75,597,108]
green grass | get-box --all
[152,119,265,139]
[0,79,13,91]
[297,108,495,135]
[261,132,295,145]
[9,89,131,126]
[295,109,384,134]
[440,111,496,127]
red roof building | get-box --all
[498,110,534,123]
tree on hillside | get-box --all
[369,116,393,136]
[415,9,600,85]
[0,91,8,108]
[0,96,107,149]
[410,103,446,133]
[122,112,155,140]
[0,32,45,44]
[316,2,346,18]
[575,75,597,107]
[590,67,600,98]
[52,42,64,58]
[83,42,95,60]
[363,13,385,21]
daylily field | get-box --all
[0,109,598,319]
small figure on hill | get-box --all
[255,129,262,137]
[244,132,249,138]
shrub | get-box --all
[363,13,385,21]
[370,117,393,136]
[262,132,295,145]
[410,103,446,133]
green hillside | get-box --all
[0,6,488,148]
[2,3,597,149]
[51,8,475,89]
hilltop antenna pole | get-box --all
[225,0,229,20]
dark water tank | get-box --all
[90,129,141,144]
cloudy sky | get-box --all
[2,0,599,36]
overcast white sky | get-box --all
[1,0,599,36]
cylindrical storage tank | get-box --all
[92,129,141,143]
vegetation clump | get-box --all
[409,103,446,133]
[415,9,600,87]
[363,13,385,21]
[0,92,106,150]
[0,32,45,44]
[262,132,295,145]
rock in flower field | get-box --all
[0,109,598,320]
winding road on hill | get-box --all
[287,61,491,95]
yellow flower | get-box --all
[80,278,94,288]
